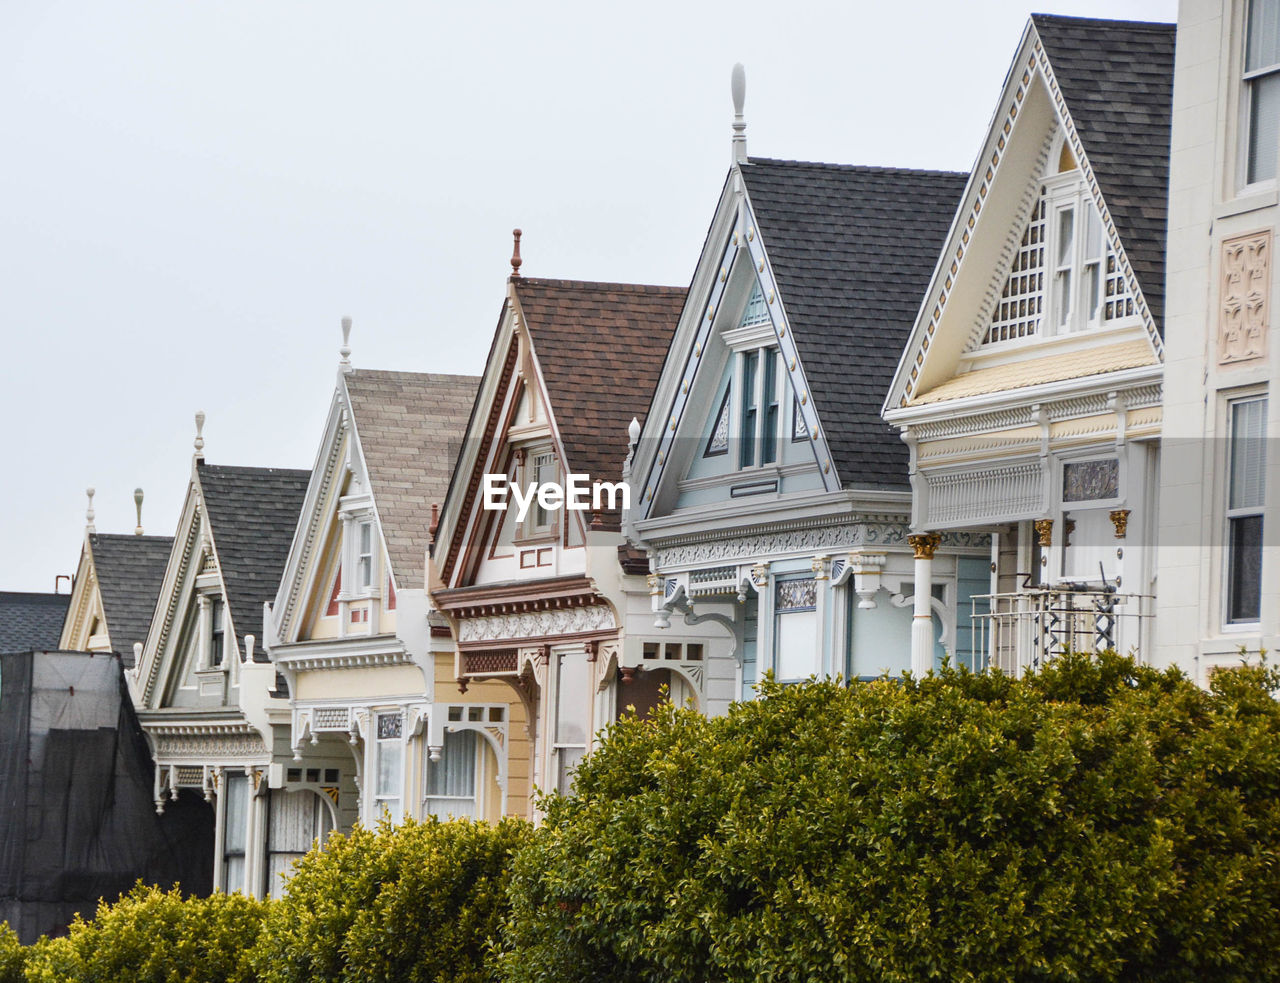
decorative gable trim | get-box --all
[886,26,1163,413]
[634,184,837,522]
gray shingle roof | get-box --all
[0,592,70,653]
[88,534,173,666]
[739,160,968,489]
[345,370,479,591]
[197,463,310,656]
[1032,13,1175,332]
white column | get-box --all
[211,768,226,892]
[246,771,268,899]
[909,534,941,676]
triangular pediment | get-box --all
[885,20,1165,415]
[59,540,106,653]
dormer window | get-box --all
[527,451,557,536]
[356,520,374,590]
[210,598,225,667]
[738,346,780,469]
[1244,0,1280,185]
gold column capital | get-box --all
[908,532,941,560]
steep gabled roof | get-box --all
[345,370,479,590]
[739,160,967,488]
[1031,14,1175,329]
[514,278,685,508]
[0,592,70,653]
[88,533,173,665]
[197,464,309,653]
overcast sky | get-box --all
[2,0,1178,592]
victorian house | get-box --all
[882,15,1174,675]
[623,74,985,695]
[128,426,314,899]
[1156,0,1279,678]
[264,328,522,828]
[60,488,173,662]
[432,259,684,812]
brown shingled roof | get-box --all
[345,369,480,590]
[513,278,685,517]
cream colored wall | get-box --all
[295,664,427,701]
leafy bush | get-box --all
[500,653,1280,983]
[0,924,23,983]
[20,883,266,983]
[253,816,533,983]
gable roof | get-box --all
[197,463,309,653]
[514,278,685,510]
[0,592,70,653]
[345,370,479,590]
[739,159,967,488]
[88,533,173,665]
[1031,14,1175,330]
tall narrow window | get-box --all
[425,729,478,819]
[530,452,557,532]
[1227,397,1268,623]
[1246,0,1280,184]
[739,350,759,469]
[553,652,590,795]
[774,577,819,680]
[210,598,225,667]
[222,773,248,893]
[1053,206,1075,330]
[357,521,374,590]
[762,350,778,465]
[374,712,404,822]
[1082,206,1104,326]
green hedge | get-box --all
[499,653,1280,983]
[20,884,266,983]
[251,816,533,983]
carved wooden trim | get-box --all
[1219,230,1271,366]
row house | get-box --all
[127,439,316,898]
[883,15,1174,675]
[623,83,989,692]
[264,346,530,828]
[432,269,685,809]
[1157,0,1280,678]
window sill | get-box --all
[1216,187,1278,219]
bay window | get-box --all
[1226,396,1268,624]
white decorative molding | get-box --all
[925,460,1046,527]
[458,604,617,643]
[1220,230,1271,365]
[153,733,268,760]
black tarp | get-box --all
[0,650,214,943]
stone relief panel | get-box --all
[457,604,617,643]
[1220,230,1271,365]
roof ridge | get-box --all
[348,368,481,383]
[90,532,174,543]
[746,157,967,178]
[516,277,685,294]
[1030,12,1174,30]
[196,462,310,478]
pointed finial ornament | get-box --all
[628,417,641,448]
[134,488,145,535]
[194,411,206,459]
[510,229,523,277]
[85,487,96,533]
[731,63,747,164]
[340,316,353,373]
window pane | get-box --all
[1248,73,1280,183]
[762,350,778,465]
[1230,399,1268,510]
[1248,0,1280,72]
[224,774,248,854]
[776,610,819,679]
[1055,270,1072,329]
[1229,514,1264,622]
[739,351,759,469]
[557,746,585,795]
[1056,207,1074,265]
[555,652,590,745]
[427,729,477,798]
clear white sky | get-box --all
[1,0,1178,591]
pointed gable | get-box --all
[87,534,173,663]
[344,370,478,590]
[739,160,967,487]
[1032,15,1175,330]
[515,278,685,495]
[197,464,309,653]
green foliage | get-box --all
[252,816,534,983]
[0,924,23,983]
[20,883,266,983]
[500,653,1280,983]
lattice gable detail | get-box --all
[895,34,1163,409]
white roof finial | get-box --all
[628,417,641,447]
[340,316,353,373]
[731,63,747,164]
[134,488,145,536]
[85,487,96,533]
[194,410,206,459]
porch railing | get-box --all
[971,588,1154,677]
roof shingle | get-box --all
[739,160,968,488]
[0,592,70,654]
[88,533,174,666]
[344,370,479,590]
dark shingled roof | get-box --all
[88,534,174,666]
[345,370,479,590]
[1032,13,1175,332]
[0,592,70,653]
[740,160,967,488]
[197,463,309,655]
[514,278,686,518]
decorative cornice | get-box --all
[457,603,617,644]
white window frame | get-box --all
[1041,172,1112,336]
[735,345,782,470]
[371,710,405,823]
[424,728,482,820]
[1222,393,1269,628]
[1240,0,1280,190]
